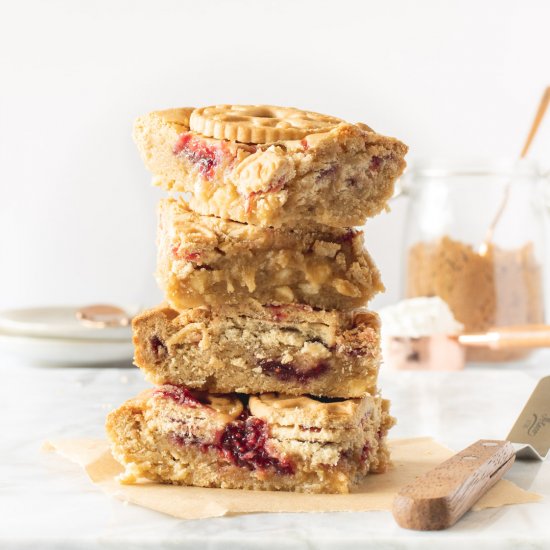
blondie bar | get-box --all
[133,105,408,228]
[133,303,380,398]
[106,387,394,493]
[157,197,383,310]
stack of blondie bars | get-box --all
[106,105,407,493]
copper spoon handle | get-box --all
[459,324,550,349]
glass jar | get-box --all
[401,159,548,362]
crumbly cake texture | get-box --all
[133,303,381,398]
[111,103,400,495]
[106,387,395,494]
[157,197,384,310]
[133,105,408,228]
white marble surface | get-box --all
[0,352,549,549]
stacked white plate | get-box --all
[0,306,137,366]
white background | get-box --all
[1,0,549,311]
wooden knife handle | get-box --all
[392,439,515,530]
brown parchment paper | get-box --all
[44,437,541,520]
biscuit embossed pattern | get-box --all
[190,105,344,143]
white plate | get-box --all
[0,306,137,341]
[0,330,134,366]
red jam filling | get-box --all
[299,425,322,433]
[259,359,329,383]
[334,229,356,244]
[316,165,337,181]
[171,246,201,263]
[265,303,315,322]
[154,384,211,408]
[265,304,288,321]
[245,177,287,213]
[369,156,382,171]
[173,133,228,180]
[360,441,371,462]
[164,390,294,475]
[149,336,167,361]
[218,415,294,475]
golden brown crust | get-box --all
[132,303,381,398]
[106,387,394,493]
[156,197,384,310]
[133,107,408,227]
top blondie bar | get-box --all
[134,105,408,228]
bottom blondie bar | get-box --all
[106,386,394,494]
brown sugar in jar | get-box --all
[406,236,544,361]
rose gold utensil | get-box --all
[76,304,132,328]
[385,325,550,371]
[479,86,550,255]
[458,324,550,349]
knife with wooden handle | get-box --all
[392,440,516,530]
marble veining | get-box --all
[0,352,548,549]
